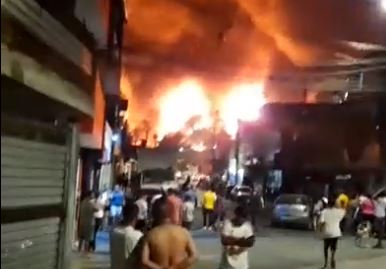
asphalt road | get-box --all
[192,228,386,269]
[72,226,386,269]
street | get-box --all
[72,227,386,269]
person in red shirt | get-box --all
[167,188,183,225]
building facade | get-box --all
[1,0,125,268]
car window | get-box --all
[239,187,251,191]
[140,188,161,196]
[276,195,308,205]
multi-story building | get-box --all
[1,0,126,268]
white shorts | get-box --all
[110,205,122,217]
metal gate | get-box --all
[1,136,68,269]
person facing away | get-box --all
[141,199,198,269]
[248,189,264,230]
[135,193,148,232]
[373,191,386,249]
[78,191,97,253]
[183,186,197,207]
[313,197,328,230]
[182,196,195,230]
[90,191,105,251]
[167,188,183,225]
[110,185,125,224]
[318,198,346,269]
[202,186,217,230]
[110,203,143,269]
[335,191,349,210]
[219,206,255,269]
[215,194,225,225]
[359,193,375,222]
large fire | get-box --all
[157,80,212,138]
[156,79,266,143]
[220,83,266,137]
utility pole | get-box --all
[358,72,364,91]
[235,119,241,185]
[211,110,220,176]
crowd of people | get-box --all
[77,181,386,269]
[108,191,256,269]
[315,190,386,269]
[78,185,126,253]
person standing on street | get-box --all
[215,193,225,230]
[110,203,143,269]
[110,185,125,226]
[183,185,197,207]
[141,199,198,269]
[98,186,110,230]
[335,190,349,233]
[219,206,255,269]
[182,196,195,230]
[313,197,328,231]
[248,189,264,231]
[202,186,217,230]
[135,193,148,232]
[167,188,183,225]
[78,191,97,254]
[373,191,386,249]
[90,191,105,251]
[318,198,346,269]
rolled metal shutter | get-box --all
[1,136,67,269]
[1,218,60,269]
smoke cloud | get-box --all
[122,0,386,139]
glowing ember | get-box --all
[220,83,266,137]
[157,80,211,138]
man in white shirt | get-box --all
[135,194,148,232]
[110,203,143,269]
[319,199,346,269]
[90,193,106,251]
[182,196,195,230]
[219,206,255,269]
[373,191,386,249]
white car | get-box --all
[230,185,252,200]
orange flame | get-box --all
[220,82,266,137]
[157,79,211,138]
[156,79,266,144]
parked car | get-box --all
[230,185,253,201]
[139,185,163,204]
[271,194,314,230]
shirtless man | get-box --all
[141,199,197,269]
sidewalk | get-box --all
[71,232,109,269]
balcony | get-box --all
[2,0,94,87]
[1,0,95,116]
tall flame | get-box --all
[157,80,266,142]
[157,80,211,138]
[220,82,266,137]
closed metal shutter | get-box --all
[1,136,67,269]
[1,218,60,269]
